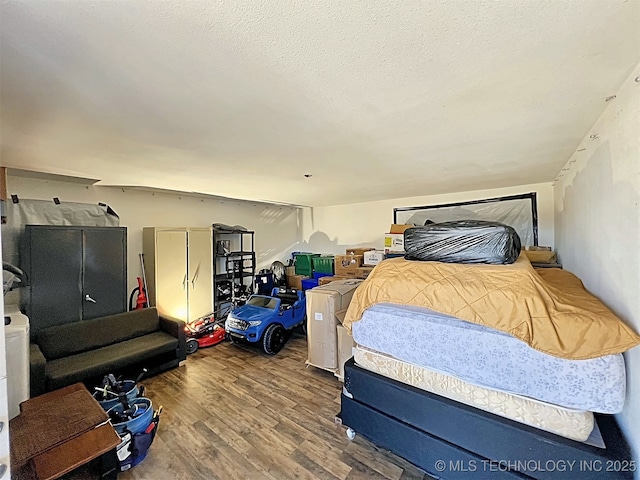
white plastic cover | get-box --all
[2,199,119,267]
[395,196,535,246]
[1,199,119,306]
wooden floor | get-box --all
[119,334,433,480]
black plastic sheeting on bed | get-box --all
[404,220,522,265]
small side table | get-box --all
[10,383,120,480]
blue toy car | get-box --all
[225,287,306,355]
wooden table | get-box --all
[10,383,121,480]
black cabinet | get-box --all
[21,225,127,334]
[212,228,255,317]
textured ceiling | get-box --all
[1,1,639,207]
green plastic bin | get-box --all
[312,255,335,275]
[294,253,320,277]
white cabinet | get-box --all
[0,378,9,479]
[143,228,213,322]
[4,308,29,420]
[0,232,11,479]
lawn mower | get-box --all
[184,312,227,354]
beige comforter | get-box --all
[343,254,640,360]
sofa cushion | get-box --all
[45,331,178,390]
[36,308,161,360]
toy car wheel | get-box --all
[293,318,307,336]
[186,339,199,354]
[262,324,286,355]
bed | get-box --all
[351,303,626,413]
[353,345,595,442]
[337,255,640,479]
[339,358,634,480]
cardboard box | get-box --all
[363,250,384,266]
[384,233,405,253]
[523,249,557,264]
[334,254,364,277]
[336,324,355,382]
[285,266,296,276]
[306,280,363,372]
[355,266,375,279]
[285,274,307,291]
[318,275,349,286]
[343,271,358,278]
[345,247,375,256]
[389,224,414,234]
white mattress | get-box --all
[354,346,594,442]
[352,303,626,413]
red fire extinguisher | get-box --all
[128,277,148,311]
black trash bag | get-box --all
[404,220,522,265]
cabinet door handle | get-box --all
[191,264,200,290]
[85,294,97,303]
[183,274,187,290]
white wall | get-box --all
[6,174,554,292]
[555,66,640,472]
[5,175,301,294]
[300,182,554,253]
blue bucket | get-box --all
[108,398,153,435]
[93,381,140,411]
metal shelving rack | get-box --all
[212,228,255,318]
